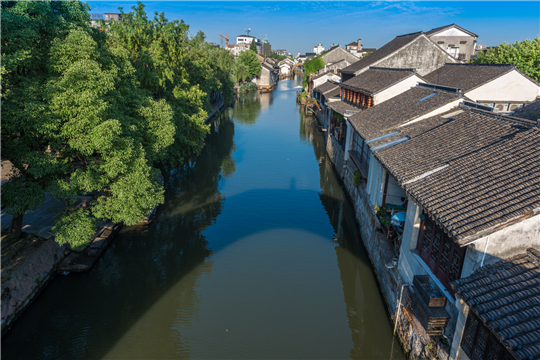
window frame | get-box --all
[416,215,465,293]
[461,312,515,360]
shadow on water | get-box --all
[2,80,404,360]
[301,111,404,359]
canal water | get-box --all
[2,78,405,360]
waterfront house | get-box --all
[311,71,341,90]
[265,58,276,66]
[340,31,458,82]
[340,67,427,108]
[279,61,292,77]
[313,81,341,128]
[325,71,438,180]
[339,83,463,193]
[350,105,540,357]
[450,248,540,360]
[425,24,478,61]
[424,63,540,112]
[252,62,278,91]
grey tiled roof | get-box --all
[328,100,361,115]
[512,100,540,121]
[372,107,540,242]
[326,87,341,99]
[349,86,462,140]
[425,23,478,38]
[423,64,516,92]
[313,81,340,95]
[451,248,540,360]
[341,67,420,95]
[341,32,423,74]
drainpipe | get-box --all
[480,236,490,267]
[394,284,411,335]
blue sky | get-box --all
[87,1,540,54]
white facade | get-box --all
[236,35,257,45]
[313,44,325,55]
[312,73,341,89]
[373,74,424,105]
[465,70,540,107]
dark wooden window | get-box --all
[330,110,346,150]
[461,312,514,360]
[416,216,465,293]
[349,132,370,178]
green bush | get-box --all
[302,56,325,90]
[353,170,362,186]
[239,82,257,93]
[304,57,325,74]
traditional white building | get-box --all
[313,43,325,55]
[424,63,540,112]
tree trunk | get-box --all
[10,214,24,238]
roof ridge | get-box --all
[460,106,538,127]
[444,63,515,68]
[396,31,424,38]
[369,66,416,72]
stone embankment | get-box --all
[312,108,452,360]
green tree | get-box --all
[249,39,257,53]
[189,31,235,105]
[237,50,261,79]
[108,3,221,167]
[234,62,250,83]
[269,52,289,62]
[2,1,175,249]
[471,37,540,82]
[302,56,325,89]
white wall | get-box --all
[313,73,341,88]
[375,75,423,105]
[460,213,540,278]
[450,297,470,360]
[466,70,540,102]
[399,99,462,127]
[385,175,407,206]
[344,120,354,161]
[397,198,423,284]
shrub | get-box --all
[239,82,257,93]
[353,170,362,186]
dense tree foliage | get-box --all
[471,37,540,82]
[302,57,325,89]
[249,39,257,52]
[236,50,261,81]
[1,1,235,249]
[2,1,175,247]
[269,52,290,62]
[107,3,236,167]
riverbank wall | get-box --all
[319,113,451,360]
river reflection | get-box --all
[2,78,405,360]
